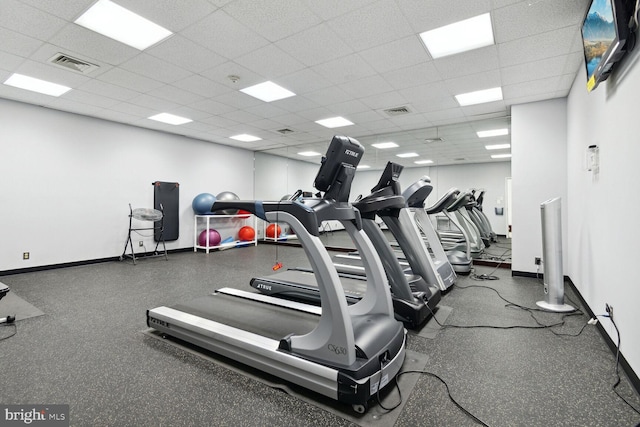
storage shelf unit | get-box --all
[262,221,298,242]
[194,214,257,253]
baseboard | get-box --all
[0,247,193,276]
[565,277,640,397]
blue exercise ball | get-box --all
[192,193,216,215]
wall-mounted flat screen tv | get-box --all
[581,0,634,92]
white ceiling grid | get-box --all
[0,0,591,168]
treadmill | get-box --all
[423,188,472,274]
[147,136,406,413]
[402,177,458,290]
[251,162,440,327]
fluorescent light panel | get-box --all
[396,152,419,158]
[4,73,71,97]
[240,81,295,102]
[148,113,192,125]
[420,13,494,59]
[477,128,509,138]
[315,116,354,128]
[372,142,398,149]
[414,159,434,164]
[455,87,503,106]
[491,153,512,159]
[298,151,321,157]
[485,144,511,150]
[75,0,172,50]
[230,134,261,142]
[357,165,371,169]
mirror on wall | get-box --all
[253,117,512,250]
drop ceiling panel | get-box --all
[501,54,568,86]
[327,1,414,51]
[17,0,95,20]
[302,0,378,20]
[433,46,500,80]
[397,0,492,33]
[0,0,67,41]
[274,24,354,67]
[0,51,26,72]
[98,68,165,93]
[120,53,192,84]
[116,0,217,32]
[359,36,430,74]
[147,84,206,106]
[382,62,442,91]
[181,10,270,59]
[311,53,377,85]
[15,59,91,87]
[48,24,140,66]
[497,26,579,67]
[76,79,140,102]
[172,74,233,99]
[223,0,322,42]
[146,35,227,74]
[0,27,46,58]
[234,44,306,79]
[443,70,503,95]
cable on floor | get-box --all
[376,368,489,426]
[0,323,17,341]
[609,315,640,416]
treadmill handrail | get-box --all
[426,188,460,215]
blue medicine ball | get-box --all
[192,193,216,215]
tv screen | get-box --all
[581,0,632,91]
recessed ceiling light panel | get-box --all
[148,113,192,125]
[315,117,354,128]
[396,152,419,158]
[240,81,295,102]
[230,134,262,142]
[357,165,371,169]
[298,151,321,157]
[420,13,494,59]
[491,153,512,159]
[372,142,399,149]
[414,159,434,164]
[4,73,71,97]
[485,143,511,150]
[477,128,509,138]
[75,0,173,50]
[455,87,503,106]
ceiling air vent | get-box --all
[383,106,411,116]
[49,53,99,74]
[276,128,295,134]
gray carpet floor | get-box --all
[1,243,639,426]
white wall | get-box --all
[566,44,640,377]
[511,98,568,273]
[254,152,319,200]
[0,99,254,271]
[351,161,511,235]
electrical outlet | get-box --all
[534,257,541,265]
[139,241,144,247]
[605,303,613,320]
[23,252,30,260]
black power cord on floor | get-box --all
[609,315,640,416]
[375,367,490,426]
[0,322,17,341]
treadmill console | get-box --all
[313,136,364,192]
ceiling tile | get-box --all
[120,53,192,84]
[172,74,232,98]
[397,0,492,33]
[501,54,568,86]
[359,35,430,74]
[97,68,165,93]
[14,59,91,87]
[0,51,26,72]
[17,0,95,20]
[275,23,353,67]
[277,68,334,95]
[235,44,306,79]
[497,26,577,67]
[301,0,378,20]
[76,79,141,102]
[312,53,377,85]
[127,93,181,113]
[146,35,227,74]
[359,90,408,110]
[147,84,206,105]
[181,10,270,59]
[0,27,45,58]
[0,0,67,41]
[223,0,321,42]
[199,61,266,91]
[48,24,140,66]
[190,98,237,116]
[433,45,500,80]
[443,70,503,95]
[493,0,589,43]
[382,62,442,91]
[304,86,354,105]
[327,1,414,51]
[339,74,395,98]
[116,0,217,32]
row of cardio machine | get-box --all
[146,135,493,414]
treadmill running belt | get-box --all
[172,292,317,340]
